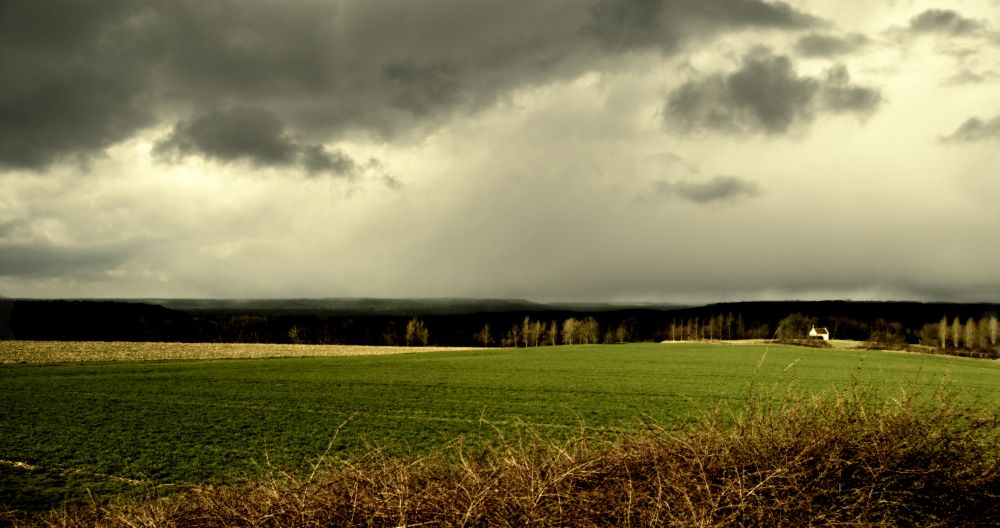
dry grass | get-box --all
[18,384,1000,528]
[0,341,475,364]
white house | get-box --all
[809,325,830,341]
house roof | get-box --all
[811,327,830,334]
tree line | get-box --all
[662,313,773,341]
[3,299,998,359]
[920,316,999,356]
[469,316,630,348]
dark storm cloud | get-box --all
[907,9,986,36]
[665,50,881,135]
[652,175,760,204]
[589,0,820,52]
[795,33,868,57]
[155,107,298,166]
[942,116,1000,142]
[0,0,823,171]
[0,0,156,169]
[154,106,358,176]
[300,145,357,176]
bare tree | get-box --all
[963,318,976,350]
[952,317,962,348]
[615,322,628,343]
[521,317,545,347]
[287,325,303,344]
[504,325,521,348]
[405,317,429,346]
[562,318,578,345]
[580,317,600,344]
[990,316,999,346]
[474,324,492,347]
[547,321,558,346]
[977,317,991,351]
[938,316,949,349]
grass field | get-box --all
[2,342,999,515]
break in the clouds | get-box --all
[652,175,761,204]
[943,115,1000,142]
[2,0,1000,304]
[665,49,881,135]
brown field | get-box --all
[0,341,476,364]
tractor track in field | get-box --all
[0,458,189,489]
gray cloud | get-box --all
[155,106,298,166]
[0,0,823,171]
[795,33,868,57]
[907,9,986,36]
[0,0,157,169]
[154,106,358,176]
[665,50,881,135]
[944,69,988,85]
[820,65,882,114]
[0,241,129,278]
[300,145,357,176]
[652,175,760,204]
[942,116,1000,142]
[589,0,820,52]
[646,152,701,175]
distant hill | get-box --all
[4,297,996,347]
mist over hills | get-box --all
[141,297,680,316]
[135,298,689,316]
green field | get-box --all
[2,343,999,514]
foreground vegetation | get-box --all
[2,343,999,524]
[22,383,1000,527]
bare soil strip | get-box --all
[0,341,477,364]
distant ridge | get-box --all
[5,297,996,345]
[135,297,688,316]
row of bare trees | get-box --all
[493,317,602,347]
[471,316,637,348]
[664,313,771,341]
[922,316,999,351]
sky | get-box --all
[1,0,999,304]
